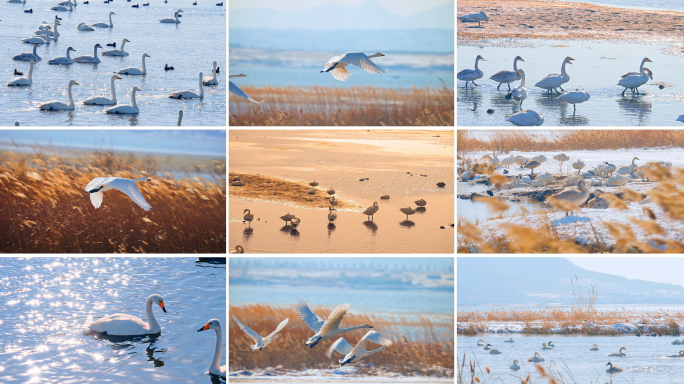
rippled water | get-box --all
[457,40,684,126]
[458,334,684,384]
[1,0,225,126]
[0,257,226,383]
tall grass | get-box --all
[229,81,454,126]
[229,304,454,376]
[0,149,226,253]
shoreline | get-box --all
[458,0,684,45]
[458,320,682,335]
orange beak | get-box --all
[197,323,210,332]
[159,301,166,313]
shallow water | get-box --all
[555,0,684,12]
[457,181,548,223]
[458,334,684,384]
[1,0,225,126]
[0,257,226,383]
[457,39,684,126]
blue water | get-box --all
[0,257,226,383]
[1,0,226,126]
[553,0,684,11]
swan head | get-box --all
[68,47,75,52]
[197,318,221,332]
[110,11,115,14]
[177,8,183,12]
[243,208,250,213]
[476,55,485,61]
[644,57,652,63]
[144,53,151,58]
[514,55,524,62]
[124,39,131,43]
[133,86,142,93]
[565,57,574,65]
[95,43,102,49]
[234,73,246,77]
[69,80,79,87]
[148,294,167,313]
[113,75,121,80]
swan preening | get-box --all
[458,55,485,87]
[590,344,599,351]
[7,60,34,86]
[169,72,204,99]
[229,74,264,103]
[606,362,624,373]
[535,56,573,93]
[84,175,151,210]
[117,53,150,76]
[490,56,524,90]
[362,202,379,221]
[507,110,544,126]
[510,360,520,370]
[297,300,372,349]
[230,245,244,253]
[197,319,226,378]
[233,317,289,352]
[327,330,392,366]
[78,22,95,31]
[160,9,183,23]
[39,80,79,111]
[321,52,386,81]
[87,294,166,336]
[84,75,122,105]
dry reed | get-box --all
[0,149,226,253]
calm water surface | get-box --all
[0,257,226,383]
[553,0,684,11]
[457,182,547,223]
[1,0,226,126]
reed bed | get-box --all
[0,149,226,253]
[229,303,454,376]
[229,82,454,126]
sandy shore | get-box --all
[458,0,684,44]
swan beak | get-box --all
[147,177,151,181]
[116,76,121,79]
[369,325,374,328]
[197,323,210,332]
[159,301,167,313]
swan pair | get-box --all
[229,73,263,103]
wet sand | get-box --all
[458,0,684,44]
[229,130,454,253]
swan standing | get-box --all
[7,60,35,86]
[506,69,527,109]
[13,43,41,61]
[233,317,288,352]
[197,319,226,377]
[326,331,392,367]
[327,206,337,224]
[117,53,150,75]
[229,74,264,103]
[83,75,122,105]
[160,9,183,23]
[297,300,372,349]
[92,12,116,28]
[106,87,142,114]
[559,89,590,112]
[39,80,79,111]
[572,159,585,174]
[458,55,485,87]
[85,175,151,210]
[203,61,219,85]
[74,44,103,63]
[618,57,652,95]
[362,202,379,221]
[507,110,544,126]
[458,11,489,27]
[103,39,130,56]
[47,47,76,65]
[169,72,204,99]
[549,180,590,216]
[608,347,626,357]
[87,294,166,335]
[535,56,574,93]
[490,55,524,90]
[399,206,416,220]
[321,52,386,81]
[243,209,254,227]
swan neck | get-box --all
[131,89,138,109]
[177,111,182,126]
[339,325,367,332]
[109,12,113,26]
[67,83,74,107]
[210,326,223,372]
[640,59,646,72]
[66,48,71,59]
[513,59,518,72]
[120,40,126,52]
[145,297,161,331]
[561,61,567,75]
[110,77,117,101]
[33,45,37,55]
[474,58,481,70]
[199,74,204,97]
[93,45,98,58]
[27,62,34,80]
[519,72,526,87]
[141,56,147,75]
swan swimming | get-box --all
[13,43,41,61]
[504,337,514,343]
[85,175,151,210]
[229,74,264,103]
[510,360,520,370]
[606,362,624,373]
[535,56,574,93]
[321,52,386,81]
[197,319,227,377]
[73,44,102,63]
[297,300,372,349]
[326,330,392,367]
[7,60,35,86]
[92,11,116,28]
[608,347,626,357]
[542,342,553,350]
[458,55,485,87]
[103,39,130,56]
[528,352,544,362]
[234,317,288,352]
[203,61,219,85]
[87,294,166,336]
[77,22,95,31]
[477,339,485,346]
[160,9,183,23]
[484,343,492,350]
[106,87,142,114]
[590,344,599,351]
[51,0,73,11]
[669,350,684,357]
[490,55,524,90]
[22,28,52,45]
[489,348,502,354]
[39,80,79,111]
[117,53,150,75]
[35,19,60,38]
[169,72,204,99]
[83,75,122,105]
[47,47,76,65]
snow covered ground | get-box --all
[458,319,684,334]
[229,366,453,383]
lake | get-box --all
[1,0,225,126]
[0,257,226,383]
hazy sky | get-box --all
[229,0,452,16]
[568,257,684,288]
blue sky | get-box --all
[229,0,452,16]
[568,257,684,287]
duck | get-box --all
[216,2,222,5]
[606,362,623,373]
[535,56,574,94]
[243,209,254,228]
[510,360,520,370]
[132,4,139,7]
[528,352,544,362]
[490,55,524,90]
[165,64,174,71]
[608,347,626,357]
[590,344,599,351]
[457,55,485,87]
[24,8,33,12]
[13,69,23,76]
[504,338,514,343]
[106,42,117,47]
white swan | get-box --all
[510,360,520,370]
[297,300,372,349]
[203,61,219,85]
[39,80,78,110]
[559,90,590,112]
[92,12,116,28]
[542,342,553,350]
[458,11,489,27]
[484,343,492,350]
[74,44,102,63]
[7,61,34,86]
[327,331,392,366]
[362,202,379,221]
[106,87,142,115]
[677,114,684,123]
[7,0,26,3]
[507,110,544,126]
[328,206,337,224]
[197,319,227,377]
[477,339,485,346]
[85,175,151,209]
[77,22,95,31]
[48,47,76,65]
[458,55,485,87]
[233,317,288,352]
[608,347,626,357]
[590,344,599,351]
[117,53,150,75]
[606,362,623,373]
[618,57,652,95]
[13,43,41,61]
[103,39,130,56]
[672,340,683,345]
[160,9,183,23]
[629,157,640,171]
[84,75,122,105]
[22,28,52,44]
[535,56,574,93]
[607,174,630,189]
[528,352,544,362]
[489,348,502,354]
[51,0,73,11]
[572,159,585,174]
[321,52,386,81]
[550,180,590,216]
[35,19,60,38]
[229,74,264,103]
[177,109,183,126]
[490,56,524,90]
[169,72,204,99]
[87,294,166,336]
[669,350,684,357]
[507,69,528,109]
[504,337,514,343]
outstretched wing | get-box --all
[265,318,289,340]
[233,317,262,344]
[360,330,393,347]
[331,67,351,81]
[358,55,387,75]
[319,303,350,336]
[106,178,151,211]
[326,337,354,359]
[229,81,264,104]
[297,299,325,332]
[85,177,109,192]
[90,191,104,209]
[323,54,344,72]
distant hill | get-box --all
[458,258,684,306]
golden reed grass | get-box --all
[230,304,454,376]
[0,150,226,253]
[229,82,454,126]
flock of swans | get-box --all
[234,300,392,367]
[7,2,221,125]
[85,293,225,378]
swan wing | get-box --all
[265,318,289,340]
[356,55,387,75]
[85,177,110,192]
[319,303,350,336]
[326,337,353,358]
[331,67,351,81]
[297,299,325,332]
[229,81,263,103]
[233,317,262,344]
[105,178,151,211]
[88,313,150,335]
[360,330,393,347]
[90,191,104,208]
